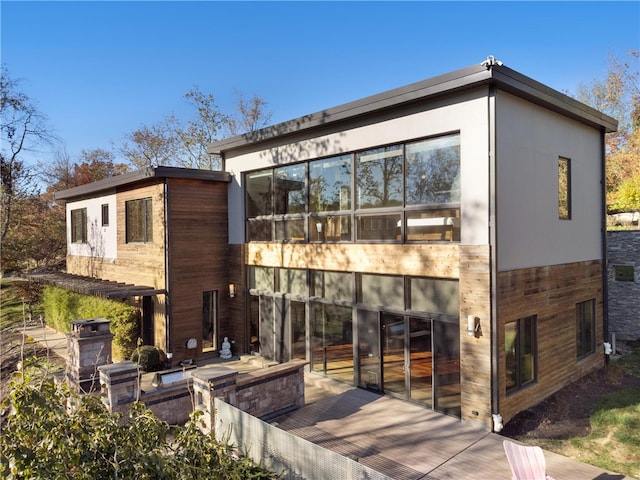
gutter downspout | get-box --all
[600,132,609,362]
[488,82,502,431]
[164,181,172,360]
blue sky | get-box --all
[2,1,639,168]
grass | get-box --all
[535,358,640,480]
[0,278,42,329]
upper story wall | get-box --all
[495,91,604,271]
[225,88,491,246]
[66,193,117,259]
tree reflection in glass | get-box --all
[356,145,403,209]
[309,155,351,212]
[406,135,460,205]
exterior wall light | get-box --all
[466,315,481,337]
[229,284,236,298]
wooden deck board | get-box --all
[273,373,631,479]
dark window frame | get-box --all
[125,197,153,243]
[576,299,596,359]
[70,208,88,244]
[505,315,538,394]
[558,157,571,220]
[101,204,109,227]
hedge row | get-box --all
[42,285,139,360]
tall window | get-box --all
[101,204,109,226]
[70,208,87,243]
[202,290,218,352]
[558,157,571,220]
[125,198,153,243]
[576,299,595,359]
[505,315,537,393]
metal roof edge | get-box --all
[55,166,231,201]
[208,62,618,155]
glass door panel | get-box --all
[259,295,274,361]
[311,303,354,383]
[433,319,461,417]
[408,317,432,406]
[357,309,381,391]
[291,300,306,360]
[382,313,406,397]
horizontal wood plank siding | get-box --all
[247,243,460,278]
[497,260,604,424]
[165,178,229,363]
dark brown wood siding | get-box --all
[497,260,604,424]
[165,178,229,363]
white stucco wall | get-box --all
[225,88,491,246]
[495,92,603,271]
[66,194,117,259]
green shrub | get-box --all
[131,345,166,372]
[42,286,139,360]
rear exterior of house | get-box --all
[209,62,616,429]
[55,167,231,364]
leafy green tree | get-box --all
[576,51,639,212]
[0,378,277,480]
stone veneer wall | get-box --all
[99,359,307,430]
[607,230,640,342]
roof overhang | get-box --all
[55,166,231,201]
[208,62,618,157]
[26,272,165,300]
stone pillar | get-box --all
[191,366,238,434]
[98,361,141,415]
[66,318,113,393]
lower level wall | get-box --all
[497,260,605,424]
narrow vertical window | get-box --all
[101,204,109,226]
[576,299,596,359]
[505,315,537,393]
[70,208,87,243]
[202,290,218,352]
[558,157,571,220]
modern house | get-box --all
[55,59,616,430]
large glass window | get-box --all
[245,133,460,243]
[246,169,273,217]
[409,277,459,316]
[505,316,537,393]
[70,208,87,244]
[309,155,351,212]
[249,266,275,292]
[576,299,596,359]
[125,198,152,243]
[310,270,352,302]
[278,268,307,296]
[357,273,404,310]
[275,163,306,215]
[405,135,460,205]
[355,145,403,209]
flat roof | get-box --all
[55,166,231,201]
[208,62,617,156]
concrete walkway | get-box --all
[22,324,630,480]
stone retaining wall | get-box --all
[98,358,307,429]
[607,231,640,342]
